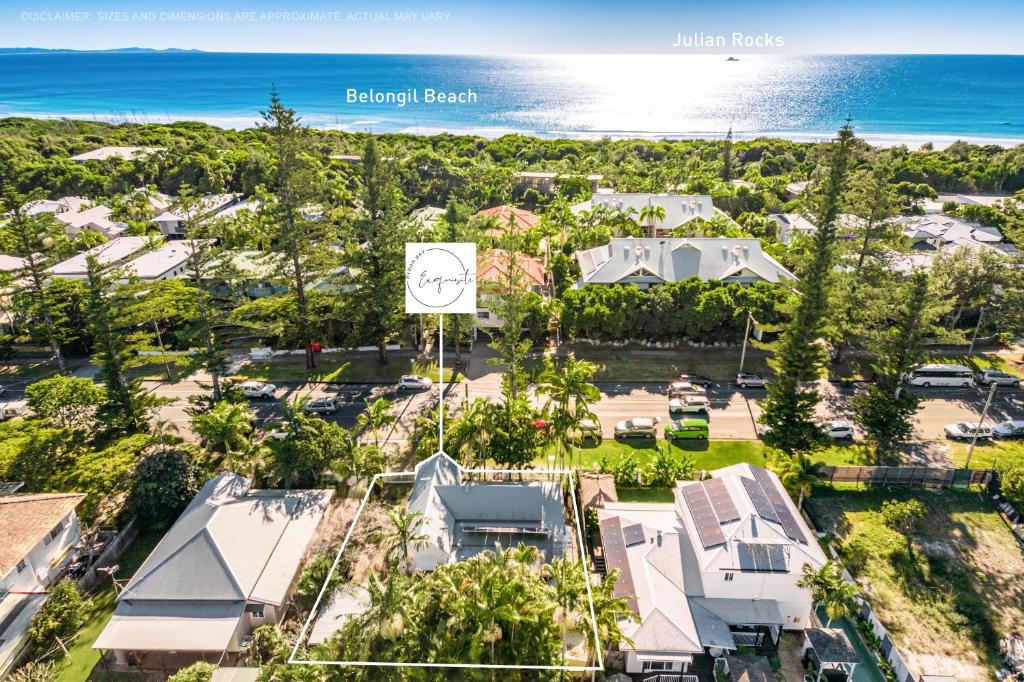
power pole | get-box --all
[969,304,985,355]
[965,381,997,469]
[739,313,753,374]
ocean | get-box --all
[1,52,1022,144]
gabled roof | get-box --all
[574,238,796,286]
[0,493,85,575]
[46,236,151,278]
[474,205,541,235]
[583,193,715,230]
[477,249,546,289]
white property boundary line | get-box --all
[287,465,605,672]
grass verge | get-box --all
[234,354,456,384]
[949,439,1024,469]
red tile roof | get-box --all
[0,493,85,575]
[474,205,541,235]
[477,249,546,289]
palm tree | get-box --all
[584,568,636,668]
[447,397,493,466]
[543,558,586,662]
[768,451,821,510]
[798,561,862,627]
[638,204,667,237]
[356,397,396,447]
[378,507,429,575]
[191,400,253,469]
[536,356,600,469]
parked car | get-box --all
[993,420,1024,439]
[677,373,713,388]
[241,381,277,399]
[577,418,602,442]
[821,419,854,440]
[669,395,711,414]
[736,372,769,388]
[665,418,709,440]
[0,400,27,421]
[398,375,433,390]
[303,397,339,415]
[614,417,658,439]
[944,421,992,440]
[668,381,706,398]
[977,369,1021,387]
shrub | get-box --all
[645,445,695,488]
[27,580,86,655]
[129,447,201,529]
[167,661,216,682]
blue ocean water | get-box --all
[0,52,1021,142]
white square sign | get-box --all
[405,242,477,314]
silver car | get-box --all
[736,372,769,388]
[977,369,1021,388]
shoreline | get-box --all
[3,111,1022,149]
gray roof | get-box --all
[583,193,716,231]
[630,608,703,652]
[806,628,861,664]
[689,600,735,649]
[725,654,774,682]
[689,597,784,626]
[574,238,796,287]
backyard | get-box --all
[806,486,1024,682]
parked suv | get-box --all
[993,420,1024,439]
[614,417,658,439]
[669,395,711,414]
[665,418,709,441]
[677,373,713,388]
[303,397,339,415]
[241,381,277,399]
[577,418,602,442]
[821,419,854,440]
[398,375,433,390]
[977,369,1021,387]
[736,372,769,388]
[668,381,706,398]
[944,421,992,440]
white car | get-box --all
[303,397,339,415]
[398,375,433,390]
[669,395,711,414]
[822,419,854,440]
[944,422,992,440]
[668,381,706,398]
[993,420,1024,439]
[241,381,277,399]
[977,369,1021,388]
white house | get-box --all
[153,194,239,239]
[19,196,90,217]
[53,204,128,239]
[117,240,212,283]
[896,214,1018,257]
[596,463,826,675]
[69,146,163,163]
[45,236,151,281]
[93,473,332,670]
[574,237,796,289]
[573,193,718,236]
[0,492,86,675]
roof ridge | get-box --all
[0,492,87,505]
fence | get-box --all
[77,518,139,594]
[819,465,993,488]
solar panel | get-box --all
[598,517,638,613]
[766,544,788,572]
[740,476,779,523]
[704,478,740,523]
[622,523,646,547]
[681,484,726,548]
[752,467,808,544]
[737,543,789,572]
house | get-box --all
[0,255,27,274]
[770,213,819,244]
[784,181,809,199]
[201,250,287,299]
[45,236,151,281]
[573,237,796,289]
[473,205,541,239]
[93,473,332,670]
[20,196,90,217]
[574,193,718,236]
[475,249,549,329]
[513,171,603,196]
[117,240,211,283]
[69,146,163,163]
[0,492,86,675]
[896,214,1018,257]
[405,453,570,573]
[410,206,446,230]
[920,192,1009,214]
[153,194,239,239]
[53,204,128,239]
[596,463,827,675]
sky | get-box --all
[2,0,1023,55]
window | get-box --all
[16,560,26,573]
[724,572,734,581]
[43,535,52,546]
[476,311,490,320]
[50,521,64,539]
[642,661,670,672]
[246,603,265,619]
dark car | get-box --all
[677,373,713,387]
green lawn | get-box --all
[806,486,1024,681]
[617,487,675,503]
[572,346,770,382]
[234,354,457,384]
[53,530,165,682]
[950,439,1024,469]
[928,352,1022,377]
[0,360,63,380]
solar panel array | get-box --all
[741,475,779,523]
[598,516,638,613]
[680,484,726,548]
[704,477,740,523]
[736,542,789,572]
[749,468,808,544]
[622,523,646,547]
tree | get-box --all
[5,662,55,682]
[638,203,667,236]
[1001,464,1024,507]
[852,271,934,461]
[536,355,600,469]
[881,498,926,554]
[27,580,86,655]
[583,568,636,666]
[646,444,696,488]
[377,506,428,575]
[24,375,106,431]
[249,623,288,666]
[798,560,861,627]
[760,124,855,454]
[191,399,254,466]
[129,447,201,530]
[117,277,197,381]
[166,662,216,682]
[356,397,396,447]
[767,449,820,509]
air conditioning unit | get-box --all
[240,635,253,650]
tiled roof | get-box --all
[477,249,546,288]
[0,493,85,575]
[474,205,541,234]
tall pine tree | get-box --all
[760,124,855,453]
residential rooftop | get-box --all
[0,492,85,576]
[46,236,150,278]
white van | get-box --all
[908,364,975,388]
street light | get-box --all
[965,381,997,469]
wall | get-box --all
[1,510,82,596]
